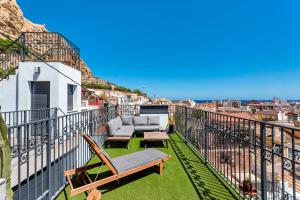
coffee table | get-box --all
[144,132,170,148]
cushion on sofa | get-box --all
[147,116,160,125]
[134,125,160,132]
[114,125,134,137]
[107,116,122,135]
[133,116,147,126]
[121,115,133,125]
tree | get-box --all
[133,89,147,96]
[0,39,27,54]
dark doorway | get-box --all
[67,84,75,111]
[30,81,50,123]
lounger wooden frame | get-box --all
[64,134,171,199]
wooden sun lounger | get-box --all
[64,134,171,200]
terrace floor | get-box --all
[55,134,239,200]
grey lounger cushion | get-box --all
[134,125,160,131]
[111,149,169,173]
[133,116,147,125]
[147,116,160,125]
[121,115,133,125]
[92,137,113,162]
[114,125,134,137]
[107,116,123,135]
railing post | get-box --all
[105,107,109,124]
[260,123,267,199]
[19,33,25,62]
[58,35,61,62]
[184,107,188,141]
[47,119,53,199]
[89,110,93,136]
[54,108,58,117]
[204,111,208,163]
[116,104,119,117]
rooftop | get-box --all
[2,104,300,200]
[55,134,238,200]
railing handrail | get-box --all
[0,107,58,114]
[6,106,115,128]
[23,31,80,50]
[176,105,300,131]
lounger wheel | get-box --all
[87,189,101,200]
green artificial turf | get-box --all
[56,134,238,200]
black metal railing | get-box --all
[1,108,58,127]
[116,104,175,117]
[6,104,300,199]
[0,32,80,78]
[5,105,117,200]
[0,36,21,80]
[22,32,80,69]
[175,106,300,199]
[117,104,140,116]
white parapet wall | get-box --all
[0,62,81,114]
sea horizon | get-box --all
[172,99,300,104]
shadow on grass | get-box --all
[170,135,237,200]
[104,141,129,149]
[59,163,160,199]
[139,140,167,148]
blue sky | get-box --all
[18,0,300,100]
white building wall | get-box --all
[278,111,288,121]
[0,75,17,112]
[0,62,81,114]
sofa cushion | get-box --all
[121,115,133,125]
[114,125,134,137]
[107,116,122,135]
[134,125,160,132]
[147,116,160,125]
[133,116,147,126]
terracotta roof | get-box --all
[287,110,300,115]
[220,111,257,121]
[256,110,278,115]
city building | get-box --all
[286,110,300,121]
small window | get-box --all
[68,85,75,111]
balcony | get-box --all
[1,105,300,199]
[55,134,237,200]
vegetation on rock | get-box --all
[82,82,147,97]
[82,82,112,90]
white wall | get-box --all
[0,62,81,114]
[140,113,169,130]
[278,111,288,121]
[0,75,17,112]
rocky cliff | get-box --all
[0,0,109,86]
[0,0,46,38]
